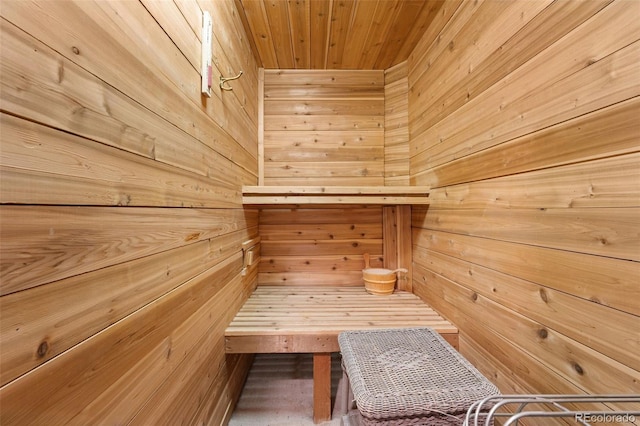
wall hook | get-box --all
[220,70,243,91]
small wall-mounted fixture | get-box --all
[241,236,260,276]
[220,70,243,91]
[201,11,213,97]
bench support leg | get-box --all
[313,352,332,423]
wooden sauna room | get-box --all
[1,0,638,424]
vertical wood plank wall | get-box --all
[262,69,385,186]
[0,1,259,424]
[408,0,640,413]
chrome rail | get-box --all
[464,394,640,426]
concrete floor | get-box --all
[228,353,349,426]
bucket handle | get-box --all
[363,254,407,274]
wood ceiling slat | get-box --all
[309,0,331,68]
[374,0,427,69]
[239,0,278,67]
[340,0,380,69]
[288,0,310,68]
[264,0,295,68]
[357,0,401,69]
[234,0,262,66]
[393,0,446,66]
[326,0,355,69]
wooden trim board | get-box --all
[242,186,430,205]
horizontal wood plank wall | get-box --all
[258,206,384,287]
[0,0,258,424]
[262,69,385,186]
[408,0,640,418]
[384,61,410,186]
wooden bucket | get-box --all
[363,275,397,295]
[362,254,407,295]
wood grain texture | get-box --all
[0,254,242,424]
[416,207,640,261]
[263,69,385,186]
[237,0,445,70]
[413,98,640,188]
[411,0,612,138]
[257,206,383,287]
[409,0,640,407]
[384,61,410,185]
[410,3,640,173]
[225,282,461,426]
[0,114,241,208]
[0,18,255,179]
[413,247,640,372]
[0,1,259,424]
[313,353,332,423]
[0,227,256,385]
[413,228,640,318]
[2,1,638,424]
[0,206,257,294]
[225,286,458,347]
[0,1,258,168]
[413,270,640,398]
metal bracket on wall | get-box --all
[220,70,243,91]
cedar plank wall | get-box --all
[263,69,385,186]
[258,206,384,286]
[408,0,640,416]
[384,62,410,186]
[0,1,259,424]
[259,70,386,286]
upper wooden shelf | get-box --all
[242,186,430,205]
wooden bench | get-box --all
[225,286,458,423]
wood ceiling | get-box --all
[235,0,446,70]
